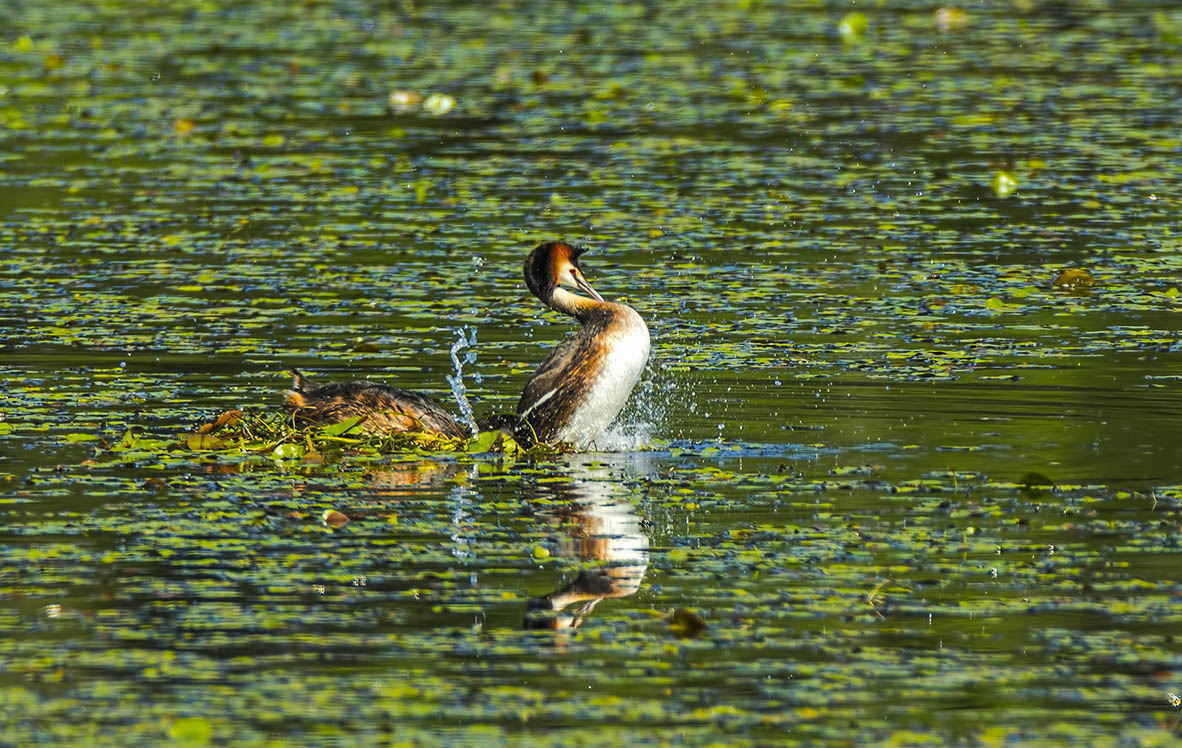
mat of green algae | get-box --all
[2,1,1181,745]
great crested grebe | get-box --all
[283,369,467,438]
[280,240,648,447]
[515,241,649,447]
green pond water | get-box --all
[2,0,1182,745]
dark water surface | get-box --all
[2,1,1181,745]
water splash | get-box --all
[449,482,475,566]
[595,421,657,452]
[446,326,480,437]
[591,362,677,451]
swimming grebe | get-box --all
[516,241,650,447]
[283,369,467,438]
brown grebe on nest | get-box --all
[281,240,649,447]
[283,370,468,438]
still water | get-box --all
[2,1,1181,745]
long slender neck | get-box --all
[547,287,604,323]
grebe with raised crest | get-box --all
[281,240,649,448]
[515,241,649,447]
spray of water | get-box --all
[445,322,680,451]
[592,361,677,452]
[446,326,480,437]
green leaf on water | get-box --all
[413,180,430,203]
[272,443,305,459]
[466,430,500,453]
[838,12,869,44]
[985,296,1020,313]
[991,170,1019,197]
[168,716,212,745]
[186,434,224,451]
[322,416,365,436]
[422,93,456,116]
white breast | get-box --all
[555,306,650,448]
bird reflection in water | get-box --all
[522,455,649,631]
[273,454,650,632]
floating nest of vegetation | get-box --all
[84,410,563,469]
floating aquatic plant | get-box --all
[79,409,565,469]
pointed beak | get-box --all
[574,272,605,302]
